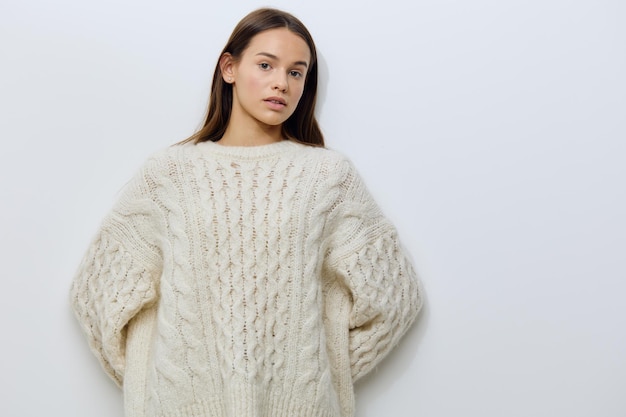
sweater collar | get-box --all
[195,139,302,160]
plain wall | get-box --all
[1,0,625,416]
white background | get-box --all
[1,0,625,416]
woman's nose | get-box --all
[273,73,288,92]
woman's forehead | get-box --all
[245,28,310,64]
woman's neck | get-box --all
[219,118,283,147]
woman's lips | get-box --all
[264,97,286,110]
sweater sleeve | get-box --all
[70,158,163,387]
[324,158,423,383]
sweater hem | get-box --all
[158,385,341,417]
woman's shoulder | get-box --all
[315,146,362,178]
[124,144,191,182]
[290,144,368,194]
[295,143,354,169]
[141,141,216,167]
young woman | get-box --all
[71,8,422,417]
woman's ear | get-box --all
[220,53,236,84]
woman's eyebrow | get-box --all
[255,52,308,67]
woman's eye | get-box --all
[259,63,271,70]
[289,70,303,78]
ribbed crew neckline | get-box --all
[195,139,303,160]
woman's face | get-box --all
[223,28,311,130]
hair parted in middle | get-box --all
[180,8,324,147]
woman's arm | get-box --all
[70,158,164,386]
[324,158,423,382]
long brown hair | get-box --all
[179,8,324,147]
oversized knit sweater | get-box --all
[70,139,422,417]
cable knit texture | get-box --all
[70,140,422,417]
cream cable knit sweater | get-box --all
[71,139,422,417]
